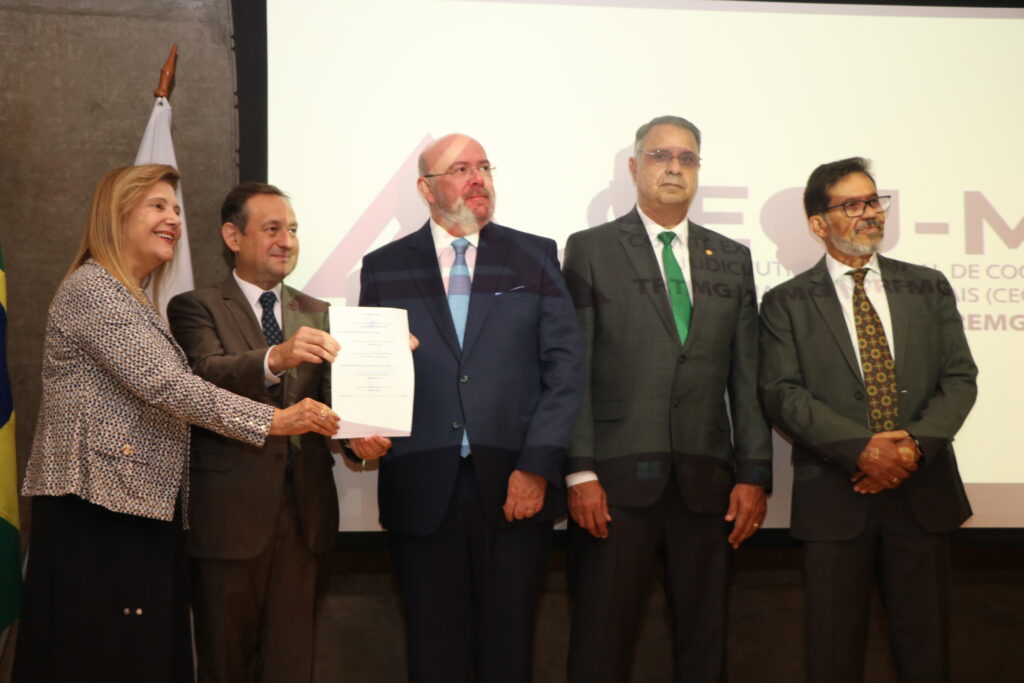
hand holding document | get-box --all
[329,306,414,438]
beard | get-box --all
[830,218,883,257]
[436,188,495,234]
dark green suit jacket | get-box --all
[563,208,772,514]
[759,255,977,541]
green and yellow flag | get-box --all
[0,245,20,629]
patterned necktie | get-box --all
[447,237,472,457]
[848,268,898,432]
[259,291,284,346]
[657,231,692,344]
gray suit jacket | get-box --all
[759,255,977,541]
[168,276,338,559]
[562,208,772,514]
[23,261,273,522]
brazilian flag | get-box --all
[0,245,20,630]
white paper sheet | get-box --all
[329,306,414,438]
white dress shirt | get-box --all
[431,220,479,294]
[566,211,692,489]
[638,209,692,304]
[232,270,285,386]
[824,252,896,375]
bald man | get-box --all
[358,134,584,683]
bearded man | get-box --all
[358,133,584,683]
[759,157,977,683]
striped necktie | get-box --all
[447,237,472,457]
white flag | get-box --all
[135,97,194,319]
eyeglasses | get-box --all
[423,163,496,179]
[824,195,892,217]
[641,149,701,169]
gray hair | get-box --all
[634,115,702,155]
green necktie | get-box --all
[657,231,692,343]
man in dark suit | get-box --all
[759,157,977,683]
[168,183,351,683]
[562,115,773,682]
[358,133,584,683]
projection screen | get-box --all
[263,0,1024,530]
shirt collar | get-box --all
[233,270,283,307]
[825,251,881,284]
[637,207,689,244]
[430,219,481,254]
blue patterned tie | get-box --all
[259,291,284,346]
[447,237,472,457]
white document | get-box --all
[329,306,414,438]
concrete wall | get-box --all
[0,0,238,537]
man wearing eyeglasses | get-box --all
[359,133,584,683]
[562,115,772,682]
[759,157,977,682]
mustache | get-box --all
[464,188,493,199]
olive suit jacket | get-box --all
[562,208,772,513]
[759,256,977,541]
[168,276,338,559]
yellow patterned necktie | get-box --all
[848,268,898,432]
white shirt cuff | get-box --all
[566,470,598,487]
[263,347,283,387]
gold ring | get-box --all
[891,477,898,484]
[319,410,327,418]
[752,523,760,528]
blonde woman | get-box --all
[13,164,339,683]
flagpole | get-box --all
[154,45,177,98]
[137,45,194,319]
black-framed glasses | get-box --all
[824,195,892,217]
[641,149,701,169]
[423,163,496,179]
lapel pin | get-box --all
[705,249,713,255]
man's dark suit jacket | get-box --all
[759,255,977,541]
[562,208,772,512]
[358,221,584,536]
[168,277,338,558]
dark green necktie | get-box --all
[657,231,692,343]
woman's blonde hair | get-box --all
[66,164,181,307]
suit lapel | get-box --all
[807,258,862,381]
[684,222,720,350]
[462,223,509,359]
[878,256,909,378]
[406,223,463,357]
[617,209,680,345]
[220,276,267,351]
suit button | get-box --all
[677,355,686,365]
[452,421,462,429]
[672,399,681,407]
[135,608,144,616]
[854,390,865,400]
[459,374,470,383]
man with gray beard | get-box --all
[760,157,977,682]
[358,133,584,683]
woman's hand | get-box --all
[270,398,339,437]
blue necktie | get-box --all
[259,291,284,346]
[447,238,472,457]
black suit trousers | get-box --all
[803,488,951,683]
[389,456,553,683]
[568,474,729,683]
